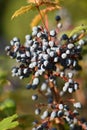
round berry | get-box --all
[55,15,61,21]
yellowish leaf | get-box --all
[30,6,61,27]
[30,10,46,27]
[11,4,35,19]
[69,25,87,37]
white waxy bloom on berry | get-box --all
[54,57,59,62]
[38,69,43,75]
[59,91,64,96]
[60,72,65,77]
[57,23,62,29]
[47,88,51,94]
[61,53,67,59]
[68,87,73,93]
[63,85,68,92]
[43,54,49,60]
[19,76,24,79]
[50,30,56,37]
[59,104,63,110]
[41,82,47,91]
[13,37,19,42]
[10,40,14,46]
[67,43,74,49]
[29,63,34,69]
[49,51,55,57]
[49,41,54,47]
[73,102,81,108]
[23,68,28,74]
[35,71,39,77]
[68,79,73,83]
[65,82,69,87]
[65,116,70,122]
[73,118,78,124]
[37,32,41,38]
[67,72,73,78]
[64,111,69,116]
[32,62,37,68]
[43,110,49,118]
[18,68,22,75]
[15,42,20,47]
[32,77,39,85]
[25,34,31,40]
[74,83,79,90]
[66,49,70,55]
[50,111,57,120]
[43,41,48,46]
[73,60,77,67]
[43,60,48,66]
[46,48,50,54]
[35,108,40,115]
[32,26,38,32]
[21,54,26,58]
[32,94,38,100]
[42,45,47,51]
[26,51,30,57]
[79,39,85,46]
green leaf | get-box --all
[69,25,87,37]
[0,114,19,130]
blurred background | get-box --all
[0,0,87,130]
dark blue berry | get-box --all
[26,84,32,89]
[55,15,61,21]
[62,34,68,40]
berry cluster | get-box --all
[5,16,87,130]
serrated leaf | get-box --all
[11,4,36,19]
[0,114,19,130]
[69,25,87,37]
